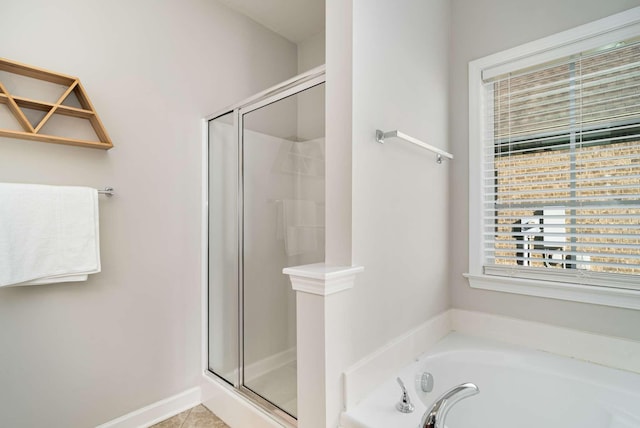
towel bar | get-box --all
[97,187,114,196]
[375,129,453,163]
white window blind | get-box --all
[481,39,640,290]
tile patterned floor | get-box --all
[151,404,229,428]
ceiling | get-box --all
[217,0,325,44]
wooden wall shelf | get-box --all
[0,58,112,150]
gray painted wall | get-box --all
[348,0,451,365]
[0,1,297,426]
[449,0,640,341]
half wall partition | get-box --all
[206,67,325,424]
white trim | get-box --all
[479,6,640,80]
[96,387,201,428]
[468,7,640,310]
[468,59,485,276]
[451,309,640,374]
[284,263,364,296]
[465,274,640,310]
[201,118,209,376]
[342,310,452,410]
[201,373,290,428]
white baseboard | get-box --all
[201,373,289,428]
[342,310,452,410]
[95,372,291,428]
[96,387,201,428]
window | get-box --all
[468,8,640,309]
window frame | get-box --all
[467,6,640,310]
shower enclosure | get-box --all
[206,68,325,422]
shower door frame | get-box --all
[202,65,326,426]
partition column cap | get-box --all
[284,263,364,296]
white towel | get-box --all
[0,183,101,287]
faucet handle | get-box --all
[395,377,415,413]
[419,371,434,392]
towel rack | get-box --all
[375,129,453,164]
[97,187,114,196]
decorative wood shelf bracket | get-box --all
[0,58,112,150]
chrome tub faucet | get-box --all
[420,382,479,428]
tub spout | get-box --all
[420,382,479,428]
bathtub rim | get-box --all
[341,331,640,428]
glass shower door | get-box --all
[241,82,325,418]
[208,111,239,386]
[207,74,325,422]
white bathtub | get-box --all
[341,333,640,428]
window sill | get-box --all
[464,273,640,310]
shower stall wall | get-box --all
[206,67,326,423]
